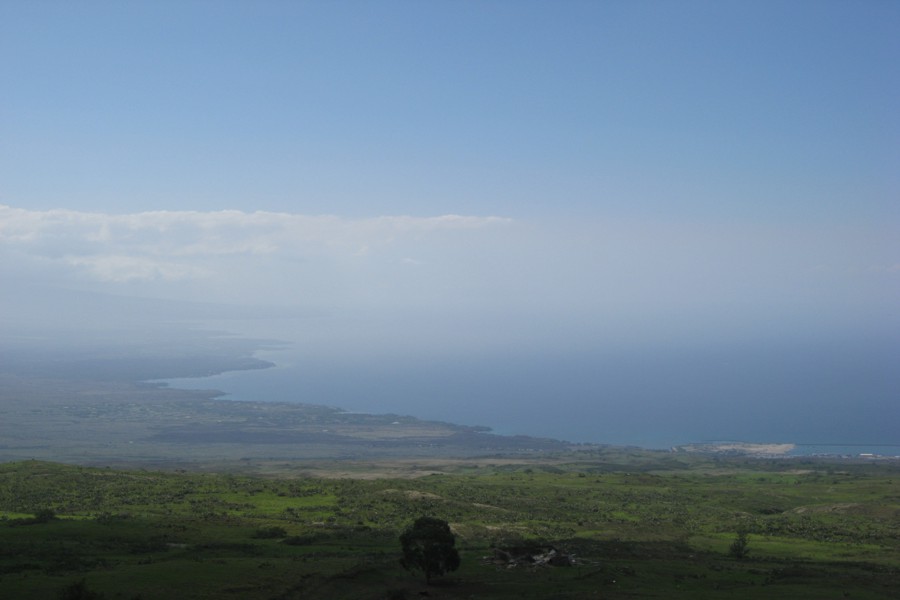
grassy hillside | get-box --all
[1,456,898,599]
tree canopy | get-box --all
[399,516,460,583]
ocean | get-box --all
[160,317,899,451]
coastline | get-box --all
[674,442,796,457]
[674,441,900,459]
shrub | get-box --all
[729,530,750,560]
[34,508,57,523]
[58,578,105,600]
[252,526,287,539]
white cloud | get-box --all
[0,204,511,284]
[866,263,900,274]
[61,255,211,283]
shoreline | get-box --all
[674,441,900,459]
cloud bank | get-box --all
[2,203,896,346]
[0,204,510,284]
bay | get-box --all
[160,316,900,450]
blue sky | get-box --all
[2,1,896,309]
[2,1,897,221]
[1,2,898,443]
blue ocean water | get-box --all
[160,338,897,450]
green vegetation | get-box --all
[729,529,751,560]
[1,456,898,599]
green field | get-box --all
[2,454,898,599]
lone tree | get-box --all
[399,516,460,584]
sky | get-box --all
[1,1,898,444]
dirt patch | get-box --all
[792,503,862,514]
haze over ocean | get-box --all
[159,315,900,449]
[2,3,897,450]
